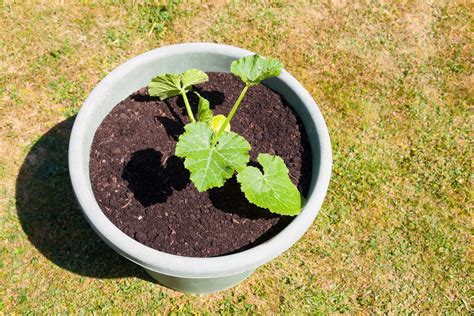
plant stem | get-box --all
[213,84,249,142]
[181,90,196,123]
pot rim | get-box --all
[69,42,332,278]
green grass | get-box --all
[0,1,471,314]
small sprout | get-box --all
[195,92,230,132]
[210,115,230,133]
[195,92,212,124]
[148,54,303,216]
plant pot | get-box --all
[69,42,332,294]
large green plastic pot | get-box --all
[69,43,332,294]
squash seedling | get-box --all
[148,55,303,216]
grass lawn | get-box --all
[0,1,471,314]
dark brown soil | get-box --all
[89,72,312,257]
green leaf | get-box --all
[181,69,209,90]
[195,92,213,123]
[148,73,182,100]
[175,122,251,192]
[230,54,283,86]
[237,153,302,216]
[148,69,209,101]
[210,114,230,132]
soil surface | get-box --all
[89,72,312,257]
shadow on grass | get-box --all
[15,117,152,280]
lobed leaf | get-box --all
[230,54,283,86]
[181,69,209,90]
[175,122,250,192]
[237,153,302,216]
[149,69,209,101]
[148,73,182,100]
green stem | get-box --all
[181,90,195,123]
[213,84,249,143]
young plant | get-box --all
[148,55,303,216]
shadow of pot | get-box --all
[16,117,151,281]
